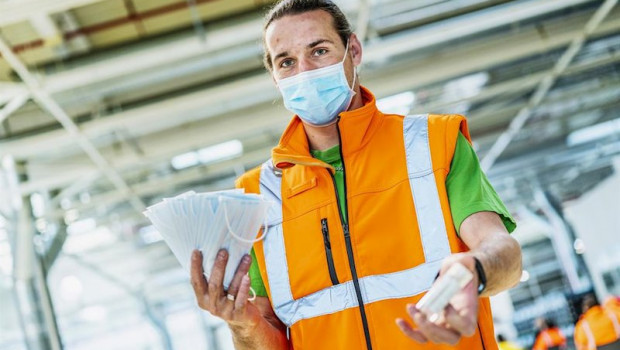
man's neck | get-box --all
[304,85,364,151]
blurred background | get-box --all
[0,0,619,349]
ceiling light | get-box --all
[567,117,620,146]
[60,275,83,302]
[573,238,585,255]
[197,140,243,165]
[171,152,199,170]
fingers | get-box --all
[444,304,476,336]
[234,275,251,311]
[225,254,252,300]
[407,304,461,345]
[208,249,228,309]
[190,250,209,308]
[395,318,428,343]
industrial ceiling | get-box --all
[0,0,619,349]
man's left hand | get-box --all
[396,253,479,345]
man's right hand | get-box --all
[190,249,263,332]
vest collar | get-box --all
[272,86,382,171]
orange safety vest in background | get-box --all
[604,297,620,315]
[236,87,498,350]
[574,306,620,350]
[532,327,566,350]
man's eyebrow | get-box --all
[273,50,289,63]
[273,39,335,63]
[307,39,334,49]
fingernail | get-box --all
[218,249,227,259]
[242,255,251,264]
[407,304,417,313]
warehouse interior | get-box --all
[0,0,619,349]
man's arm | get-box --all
[460,210,522,296]
[396,211,522,345]
[190,250,290,350]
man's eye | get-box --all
[280,59,294,68]
[313,48,327,56]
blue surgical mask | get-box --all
[277,42,357,127]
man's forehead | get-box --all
[265,10,341,51]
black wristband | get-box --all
[473,257,486,295]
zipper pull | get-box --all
[321,219,331,249]
[343,223,350,238]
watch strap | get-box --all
[473,257,487,295]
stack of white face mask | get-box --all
[143,190,271,289]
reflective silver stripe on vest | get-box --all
[259,115,451,326]
[403,114,451,263]
[259,160,294,324]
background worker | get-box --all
[498,334,524,350]
[604,295,620,315]
[532,317,567,350]
[190,1,523,349]
[574,294,620,350]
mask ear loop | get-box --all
[219,197,269,302]
[220,197,270,244]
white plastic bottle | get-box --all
[416,263,473,322]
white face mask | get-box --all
[277,41,357,126]
[144,190,271,294]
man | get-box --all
[604,295,620,315]
[574,294,620,350]
[532,317,567,350]
[190,1,522,349]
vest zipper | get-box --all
[478,323,487,350]
[327,119,373,350]
[321,218,340,285]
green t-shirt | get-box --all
[248,132,516,297]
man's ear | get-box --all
[349,33,363,67]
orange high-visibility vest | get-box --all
[604,297,620,315]
[533,327,566,350]
[574,306,620,350]
[236,86,498,349]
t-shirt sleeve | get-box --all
[446,132,517,235]
[249,248,268,298]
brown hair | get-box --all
[262,0,352,71]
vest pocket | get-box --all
[321,218,340,285]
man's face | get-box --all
[265,10,360,84]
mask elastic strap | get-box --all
[342,39,357,93]
[220,197,270,244]
[341,40,350,64]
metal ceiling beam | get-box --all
[42,18,263,95]
[412,49,620,114]
[3,0,599,116]
[43,145,271,220]
[363,0,598,62]
[0,0,106,26]
[0,37,146,214]
[0,93,29,124]
[480,0,618,171]
[0,83,29,106]
[20,104,287,194]
[4,9,620,161]
[13,39,620,194]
